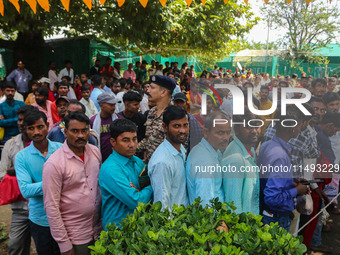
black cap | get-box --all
[173,92,188,102]
[149,75,176,92]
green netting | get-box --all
[0,52,6,79]
[2,39,340,79]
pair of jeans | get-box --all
[310,201,325,247]
[29,220,59,255]
[262,215,291,232]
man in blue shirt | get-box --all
[0,82,25,144]
[15,110,62,255]
[99,119,152,230]
[149,105,189,210]
[222,107,260,215]
[6,61,32,96]
[186,110,231,206]
[258,105,309,231]
[90,75,104,111]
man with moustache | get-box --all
[48,99,98,146]
[137,75,176,163]
[43,111,102,255]
[186,111,231,206]
[148,105,189,210]
[222,107,260,215]
[15,110,62,254]
[99,119,152,229]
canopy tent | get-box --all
[0,0,327,16]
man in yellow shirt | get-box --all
[259,86,276,139]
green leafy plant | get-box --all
[90,198,306,254]
[0,225,8,242]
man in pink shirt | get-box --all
[43,111,102,255]
[32,87,54,131]
[123,63,136,83]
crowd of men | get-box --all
[0,58,340,255]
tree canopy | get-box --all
[262,0,339,61]
[0,0,259,65]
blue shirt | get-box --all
[99,150,152,230]
[0,100,25,140]
[89,88,103,111]
[221,136,259,215]
[148,139,188,210]
[103,86,113,94]
[258,136,297,213]
[47,125,98,147]
[6,68,32,93]
[185,138,224,206]
[15,140,62,226]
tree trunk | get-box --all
[11,31,45,79]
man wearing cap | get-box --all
[136,75,176,163]
[90,92,118,162]
[39,77,55,102]
[173,92,202,152]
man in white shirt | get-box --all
[58,60,74,84]
[80,85,98,118]
[48,61,58,92]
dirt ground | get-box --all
[0,205,37,255]
[0,203,339,255]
